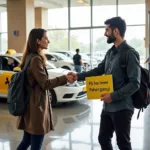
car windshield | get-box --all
[57,51,75,59]
[67,51,74,58]
[16,56,56,69]
[54,53,71,60]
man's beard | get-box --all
[107,33,116,44]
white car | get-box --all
[54,50,75,59]
[55,50,90,69]
[55,50,98,70]
[93,51,106,63]
[0,54,87,105]
[80,53,98,69]
[45,52,75,71]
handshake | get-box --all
[66,72,78,83]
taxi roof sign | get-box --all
[6,49,16,54]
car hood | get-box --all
[47,68,74,78]
[60,59,73,63]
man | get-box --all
[73,48,82,73]
[68,17,141,150]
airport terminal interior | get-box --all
[0,0,150,150]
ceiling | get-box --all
[0,0,145,11]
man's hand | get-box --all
[101,93,112,103]
[66,72,78,83]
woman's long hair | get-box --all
[20,28,47,69]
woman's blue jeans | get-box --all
[17,131,44,150]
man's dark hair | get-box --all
[104,17,126,37]
[76,49,79,53]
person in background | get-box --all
[16,28,74,150]
[73,48,83,73]
[67,17,141,150]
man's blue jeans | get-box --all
[17,131,44,150]
[75,65,82,73]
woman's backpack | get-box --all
[7,54,35,116]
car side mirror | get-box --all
[13,67,21,72]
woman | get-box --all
[16,28,72,150]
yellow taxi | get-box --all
[0,52,21,98]
[0,51,87,105]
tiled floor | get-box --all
[0,98,149,150]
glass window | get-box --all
[45,54,54,60]
[0,11,8,54]
[0,12,7,32]
[70,29,94,70]
[125,26,145,67]
[47,30,68,51]
[70,29,90,53]
[48,0,68,29]
[70,0,91,27]
[0,33,8,54]
[1,56,19,71]
[93,0,117,26]
[92,28,112,63]
[118,1,145,25]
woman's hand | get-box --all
[66,72,77,83]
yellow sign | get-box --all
[85,75,114,99]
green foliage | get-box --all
[47,30,145,57]
[48,30,68,51]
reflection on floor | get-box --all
[0,98,149,150]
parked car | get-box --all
[80,53,98,68]
[93,51,106,63]
[0,53,87,105]
[55,50,74,59]
[55,51,97,70]
[45,52,75,71]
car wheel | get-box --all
[62,66,71,70]
[49,89,57,106]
